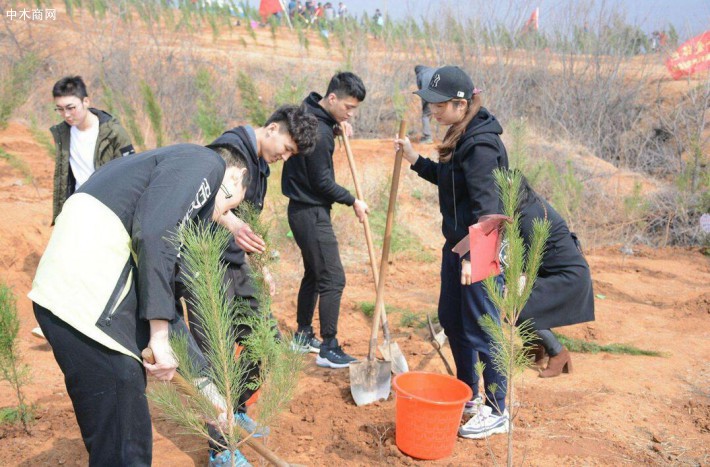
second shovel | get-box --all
[349,120,407,406]
[339,126,408,374]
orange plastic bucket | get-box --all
[392,372,472,460]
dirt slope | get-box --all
[0,124,708,466]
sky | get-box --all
[340,0,709,39]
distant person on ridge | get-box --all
[414,64,436,143]
[281,72,369,369]
[337,1,347,18]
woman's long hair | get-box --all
[436,93,482,163]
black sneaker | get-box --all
[316,339,357,368]
[291,328,321,354]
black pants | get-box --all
[33,303,151,467]
[288,202,346,340]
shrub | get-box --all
[141,80,164,147]
[0,283,33,434]
[237,72,268,127]
[194,68,226,142]
[0,52,40,129]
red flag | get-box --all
[523,7,539,32]
[259,0,282,23]
[666,31,710,80]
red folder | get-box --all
[452,215,510,283]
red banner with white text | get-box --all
[666,31,710,80]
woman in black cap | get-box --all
[394,65,510,439]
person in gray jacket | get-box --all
[29,144,250,467]
[414,65,436,143]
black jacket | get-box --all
[517,186,595,329]
[29,145,224,360]
[208,126,269,266]
[411,108,509,245]
[281,92,355,207]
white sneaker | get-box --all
[459,409,509,439]
[463,395,484,415]
[31,326,46,340]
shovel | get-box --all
[427,314,454,376]
[349,120,407,406]
[142,348,299,467]
[339,127,409,375]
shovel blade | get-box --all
[349,360,392,406]
[378,341,409,374]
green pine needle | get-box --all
[554,333,668,357]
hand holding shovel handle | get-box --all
[339,124,408,373]
[368,120,407,360]
[141,348,295,467]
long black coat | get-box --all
[517,190,595,330]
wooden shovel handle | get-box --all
[141,348,291,467]
[367,121,407,361]
[339,128,392,340]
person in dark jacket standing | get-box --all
[282,72,369,369]
[395,66,509,439]
[414,64,436,143]
[177,105,318,466]
[516,175,595,378]
[29,144,250,466]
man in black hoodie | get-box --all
[176,105,318,465]
[281,72,368,369]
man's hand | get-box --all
[341,121,354,137]
[144,320,178,381]
[216,211,266,253]
[263,266,276,296]
[353,199,369,223]
[461,259,472,286]
[234,222,266,253]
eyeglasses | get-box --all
[54,104,81,115]
[220,184,233,199]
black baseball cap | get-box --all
[414,65,474,103]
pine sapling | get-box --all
[148,213,302,464]
[0,283,33,434]
[478,168,550,467]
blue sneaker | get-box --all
[236,412,270,438]
[291,328,321,354]
[209,448,252,467]
[316,338,357,369]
